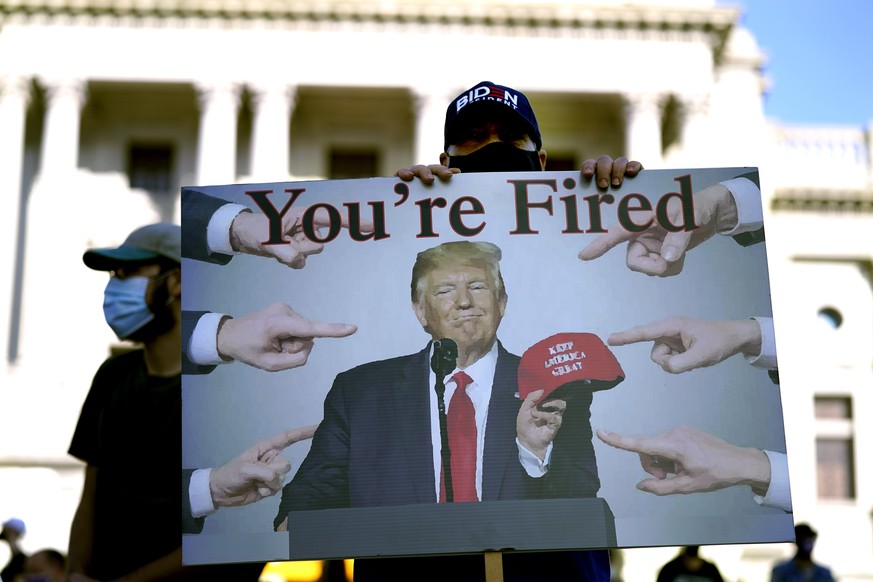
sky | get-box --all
[732,0,873,127]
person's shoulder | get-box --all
[771,559,792,573]
[337,349,425,380]
[96,348,144,371]
[91,348,144,379]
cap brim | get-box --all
[83,247,163,271]
[447,101,540,150]
[540,376,625,401]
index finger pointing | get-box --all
[596,429,673,459]
[304,321,358,338]
[278,317,358,339]
[269,424,319,451]
[577,226,634,261]
[305,207,375,234]
[608,319,682,346]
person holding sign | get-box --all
[396,80,642,189]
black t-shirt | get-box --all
[657,555,725,582]
[70,350,265,581]
[70,350,182,580]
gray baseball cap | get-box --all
[83,222,181,271]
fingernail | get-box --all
[663,247,678,261]
[612,177,620,186]
[598,179,608,189]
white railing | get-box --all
[770,123,872,191]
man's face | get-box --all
[110,262,180,342]
[413,262,506,356]
[441,109,547,170]
[447,119,537,156]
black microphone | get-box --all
[431,338,458,502]
[431,338,458,380]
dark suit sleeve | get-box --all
[182,468,207,534]
[729,171,765,247]
[274,373,352,529]
[181,188,238,265]
[182,310,220,375]
[540,389,600,499]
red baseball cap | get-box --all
[518,333,625,402]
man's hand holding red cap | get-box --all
[517,389,567,461]
[596,426,771,496]
[217,303,358,372]
[578,182,739,277]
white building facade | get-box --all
[0,0,870,579]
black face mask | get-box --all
[447,141,543,173]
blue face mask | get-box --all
[102,276,155,340]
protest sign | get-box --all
[181,168,792,564]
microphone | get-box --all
[431,338,458,503]
[431,338,458,380]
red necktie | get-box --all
[440,371,478,503]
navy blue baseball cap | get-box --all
[444,81,542,152]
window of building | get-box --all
[128,144,174,193]
[814,396,855,499]
[329,149,378,179]
[544,154,576,171]
[817,306,843,329]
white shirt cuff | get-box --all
[188,312,229,367]
[206,203,248,255]
[720,177,763,235]
[744,316,778,370]
[517,439,553,478]
[753,450,792,513]
[189,468,216,518]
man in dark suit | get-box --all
[275,240,606,581]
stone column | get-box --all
[624,93,664,168]
[678,93,711,166]
[413,87,454,164]
[195,81,240,186]
[39,78,87,178]
[0,77,30,368]
[249,83,297,181]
